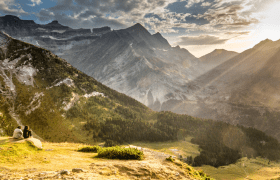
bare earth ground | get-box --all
[0,137,197,180]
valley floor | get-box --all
[133,138,280,180]
[199,158,280,180]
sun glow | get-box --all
[254,1,280,41]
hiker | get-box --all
[13,126,23,139]
[23,125,32,139]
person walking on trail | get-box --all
[13,126,23,139]
[23,125,32,139]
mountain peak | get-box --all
[133,23,145,28]
[253,38,274,49]
[213,49,225,52]
[52,20,58,23]
[44,20,70,30]
[48,20,60,25]
[153,32,162,37]
[128,23,147,31]
[2,15,20,21]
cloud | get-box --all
[177,35,228,45]
[29,0,42,7]
[36,0,179,32]
[33,0,277,37]
[201,2,211,7]
[225,31,250,35]
[185,0,205,8]
[0,0,28,16]
[200,3,259,29]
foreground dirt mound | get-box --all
[0,142,202,180]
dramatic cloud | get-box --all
[201,2,212,7]
[29,0,42,7]
[185,0,205,8]
[36,0,179,30]
[1,0,278,57]
[0,0,28,16]
[225,31,250,35]
[201,4,259,29]
[33,0,277,35]
[177,35,228,45]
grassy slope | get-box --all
[198,157,280,180]
[0,38,154,142]
[0,137,280,180]
[0,137,212,180]
[133,136,200,158]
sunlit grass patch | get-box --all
[132,136,200,158]
[0,140,41,163]
[97,146,144,160]
[196,157,280,180]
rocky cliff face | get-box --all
[60,23,205,111]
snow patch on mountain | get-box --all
[36,28,47,32]
[54,78,74,87]
[83,91,105,98]
[16,65,37,86]
[25,92,44,115]
[63,92,79,111]
[51,30,66,33]
[47,78,74,90]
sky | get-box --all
[0,0,280,57]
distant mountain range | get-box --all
[0,15,110,55]
[3,15,280,141]
[180,39,280,140]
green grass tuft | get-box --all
[77,146,101,153]
[97,146,144,160]
[166,156,175,162]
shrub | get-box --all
[97,146,143,160]
[166,156,175,162]
[77,146,101,153]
